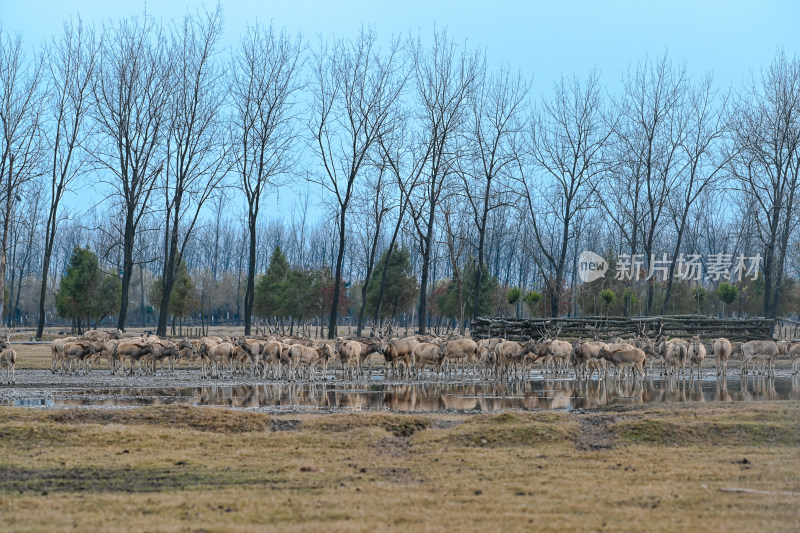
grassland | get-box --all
[1,402,799,532]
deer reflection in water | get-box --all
[790,375,800,401]
[36,372,797,411]
[714,375,732,402]
[739,375,779,402]
[183,378,703,410]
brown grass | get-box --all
[1,402,799,531]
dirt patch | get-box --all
[270,419,302,431]
[306,413,431,437]
[375,466,424,484]
[375,435,413,457]
[574,415,618,450]
[38,405,272,433]
[431,418,463,430]
[611,418,800,446]
[0,465,264,494]
[416,411,576,448]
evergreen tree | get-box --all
[365,248,418,320]
[716,282,738,317]
[150,258,198,331]
[283,269,323,321]
[524,290,542,316]
[56,246,121,331]
[436,261,498,319]
[169,260,198,321]
[254,246,290,318]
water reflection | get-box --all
[3,374,798,411]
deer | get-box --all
[712,338,732,376]
[597,345,646,380]
[0,347,15,384]
[687,336,707,379]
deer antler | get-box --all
[654,320,664,342]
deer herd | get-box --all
[0,325,798,385]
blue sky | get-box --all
[3,0,798,94]
[2,0,798,227]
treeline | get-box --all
[1,7,799,338]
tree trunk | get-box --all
[0,186,12,324]
[139,265,146,327]
[157,264,176,336]
[374,203,408,324]
[643,226,657,316]
[117,210,135,331]
[156,208,181,336]
[457,276,465,335]
[373,244,396,325]
[356,216,383,336]
[762,217,779,320]
[243,215,257,336]
[37,195,61,337]
[328,210,347,339]
[417,210,436,334]
[771,178,796,323]
[13,261,25,326]
[36,241,55,338]
[6,232,17,327]
[661,206,689,314]
[550,202,572,318]
[471,181,491,320]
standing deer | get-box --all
[0,347,15,384]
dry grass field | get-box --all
[1,402,799,532]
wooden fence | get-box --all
[774,318,800,341]
[470,315,775,342]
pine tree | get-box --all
[365,248,418,320]
[254,246,290,319]
[56,246,121,332]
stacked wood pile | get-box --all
[470,315,774,342]
[774,318,800,341]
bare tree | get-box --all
[308,27,405,338]
[231,23,303,336]
[93,13,171,330]
[597,128,645,316]
[156,6,228,336]
[518,71,611,317]
[661,74,733,313]
[372,107,424,327]
[0,28,45,324]
[35,18,98,338]
[8,183,42,326]
[464,64,528,319]
[209,190,229,281]
[408,30,482,334]
[732,50,800,322]
[354,160,391,335]
[440,197,469,333]
[616,54,687,315]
